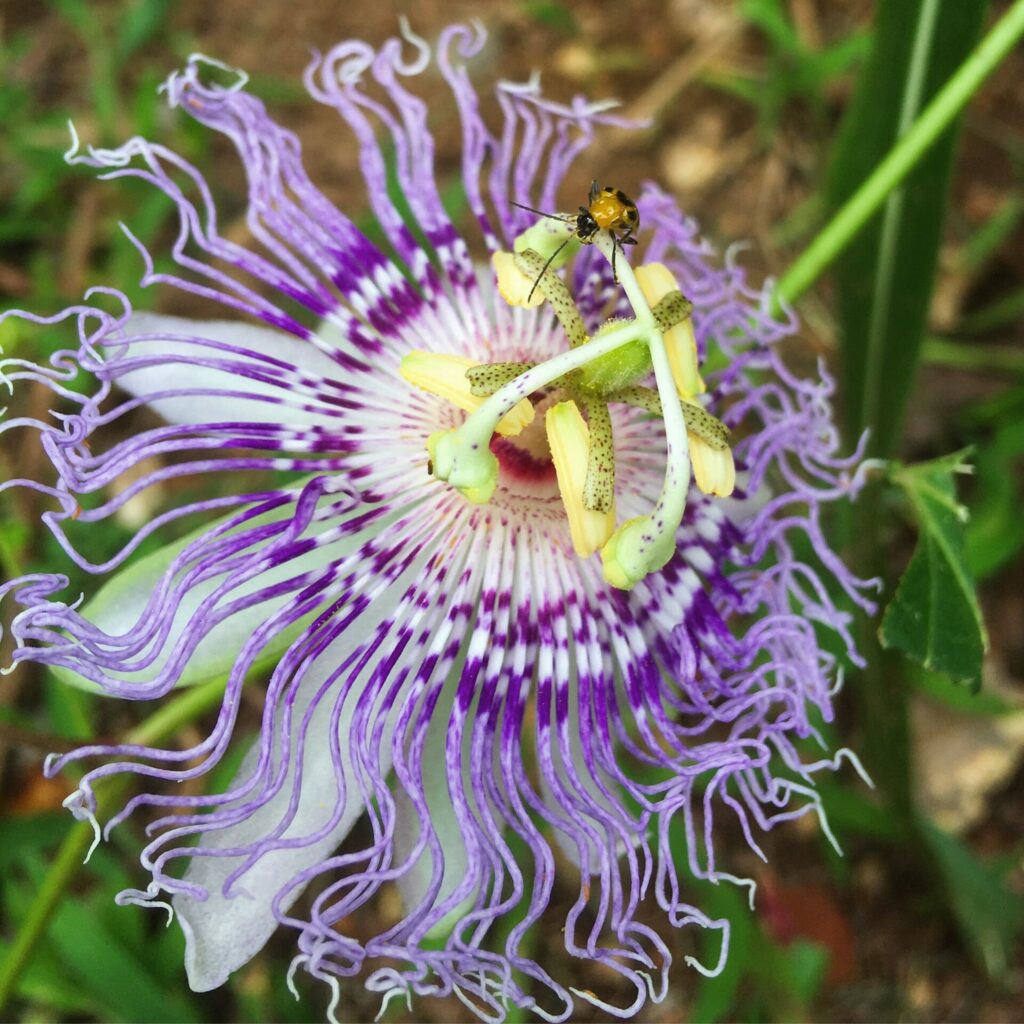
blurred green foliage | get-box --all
[2,0,198,309]
[705,0,869,136]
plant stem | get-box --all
[0,678,227,1014]
[772,0,1024,312]
[854,483,916,830]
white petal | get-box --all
[174,658,381,992]
[174,542,429,990]
[111,313,343,426]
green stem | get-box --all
[772,0,1024,312]
[0,678,227,1014]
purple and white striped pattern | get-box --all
[0,25,875,1022]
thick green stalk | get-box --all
[772,0,1024,312]
[855,486,916,825]
[0,678,227,1014]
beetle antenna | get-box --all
[526,236,573,303]
[510,200,574,225]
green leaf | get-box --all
[920,818,1024,979]
[0,815,69,867]
[3,849,201,1024]
[880,451,988,683]
[829,0,989,454]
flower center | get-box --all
[490,390,561,482]
[405,223,737,587]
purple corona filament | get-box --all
[0,23,876,1023]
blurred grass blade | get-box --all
[881,451,988,684]
[829,0,988,454]
[920,817,1024,979]
[116,0,174,59]
[959,285,1024,334]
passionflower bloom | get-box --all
[1,23,875,1022]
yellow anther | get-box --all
[546,400,616,557]
[634,263,706,400]
[689,432,736,497]
[400,351,534,437]
[491,251,545,309]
